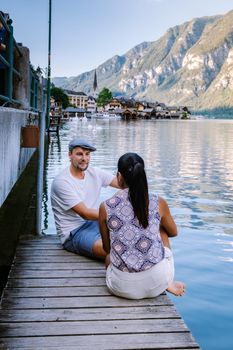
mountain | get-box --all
[52,10,233,110]
[52,41,151,95]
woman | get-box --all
[99,152,185,299]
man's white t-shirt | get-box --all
[51,166,114,244]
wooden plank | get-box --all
[18,236,58,242]
[0,318,189,337]
[14,256,95,263]
[9,269,105,278]
[18,236,57,241]
[17,244,61,248]
[12,261,104,270]
[0,305,179,322]
[1,294,172,309]
[16,247,63,251]
[0,346,197,350]
[15,250,80,256]
[0,333,199,349]
[6,277,106,287]
[18,240,60,246]
[3,286,110,297]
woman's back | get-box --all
[104,188,165,272]
[99,152,185,299]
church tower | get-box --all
[93,69,98,97]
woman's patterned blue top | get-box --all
[104,188,165,272]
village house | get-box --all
[135,101,145,111]
[64,90,88,109]
[104,98,123,111]
[63,89,97,115]
[86,95,97,113]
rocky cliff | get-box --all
[52,10,233,110]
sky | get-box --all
[1,0,233,78]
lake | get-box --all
[43,118,233,350]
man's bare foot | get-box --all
[166,281,185,296]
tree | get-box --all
[97,87,112,107]
[50,87,69,109]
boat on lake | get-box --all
[91,112,121,120]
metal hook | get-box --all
[2,100,12,107]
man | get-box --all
[51,137,119,259]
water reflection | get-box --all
[43,119,233,256]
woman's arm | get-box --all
[158,197,177,237]
[99,202,111,253]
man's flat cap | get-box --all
[68,138,96,152]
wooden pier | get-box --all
[0,236,200,350]
[47,115,61,135]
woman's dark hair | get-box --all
[118,153,149,228]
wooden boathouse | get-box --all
[0,235,200,350]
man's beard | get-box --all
[75,162,89,171]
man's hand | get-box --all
[72,202,99,220]
[109,176,120,188]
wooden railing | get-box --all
[0,12,40,111]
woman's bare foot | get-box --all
[166,281,185,296]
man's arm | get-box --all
[72,202,99,221]
[52,177,99,221]
[99,202,110,253]
[109,176,120,188]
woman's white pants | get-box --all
[106,247,174,299]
